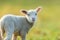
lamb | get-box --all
[0,7,42,40]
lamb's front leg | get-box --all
[20,31,26,40]
[12,34,17,40]
[21,34,26,40]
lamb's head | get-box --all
[21,7,42,23]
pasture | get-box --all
[0,0,60,40]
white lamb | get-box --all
[0,7,42,40]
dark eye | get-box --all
[35,13,37,15]
[27,14,30,16]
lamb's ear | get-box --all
[20,10,27,14]
[36,7,42,12]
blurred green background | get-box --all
[0,0,60,40]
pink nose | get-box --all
[32,18,35,21]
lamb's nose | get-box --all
[32,18,35,21]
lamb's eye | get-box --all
[35,13,37,15]
[27,14,30,16]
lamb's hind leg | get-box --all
[4,22,14,40]
[0,28,5,40]
[0,32,2,40]
[0,29,3,40]
[4,31,14,40]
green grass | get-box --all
[0,0,60,40]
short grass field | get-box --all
[0,0,60,40]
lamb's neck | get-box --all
[25,18,34,26]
